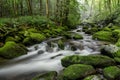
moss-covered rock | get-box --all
[115,38,120,47]
[32,71,57,80]
[61,64,95,80]
[85,28,98,34]
[101,44,119,57]
[83,75,106,80]
[61,55,115,67]
[0,41,27,59]
[102,27,111,32]
[58,40,64,49]
[73,34,83,40]
[112,29,120,39]
[64,32,73,39]
[103,66,120,80]
[23,32,46,45]
[92,31,114,42]
[114,57,120,63]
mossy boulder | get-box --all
[32,71,57,80]
[92,31,114,42]
[103,66,120,80]
[61,64,95,80]
[0,41,27,59]
[101,44,119,57]
[115,38,120,47]
[58,40,64,49]
[23,32,46,45]
[114,57,120,63]
[61,55,115,67]
[73,34,83,40]
[102,27,111,31]
[85,28,98,34]
[64,32,73,39]
[83,75,106,80]
[112,29,120,39]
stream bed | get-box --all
[0,26,105,80]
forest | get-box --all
[0,0,120,80]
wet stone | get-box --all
[38,50,44,54]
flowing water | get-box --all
[0,26,104,80]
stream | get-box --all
[0,26,104,80]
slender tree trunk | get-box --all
[39,0,42,15]
[27,0,33,15]
[20,0,23,16]
[46,0,49,18]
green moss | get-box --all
[93,31,114,42]
[102,27,111,31]
[61,64,95,80]
[30,33,46,42]
[61,55,115,67]
[0,41,27,59]
[23,33,46,45]
[103,66,120,80]
[73,34,83,40]
[32,71,57,80]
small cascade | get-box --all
[0,26,102,80]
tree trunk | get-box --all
[39,0,42,15]
[46,0,49,18]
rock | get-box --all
[60,64,95,80]
[92,31,114,42]
[61,55,115,67]
[73,34,83,40]
[23,32,46,45]
[85,28,98,34]
[38,50,44,54]
[83,75,106,80]
[112,29,120,40]
[32,71,57,80]
[64,32,73,39]
[101,44,119,57]
[102,27,111,31]
[103,66,120,80]
[114,57,120,63]
[0,41,27,59]
[115,38,120,47]
[57,40,64,50]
